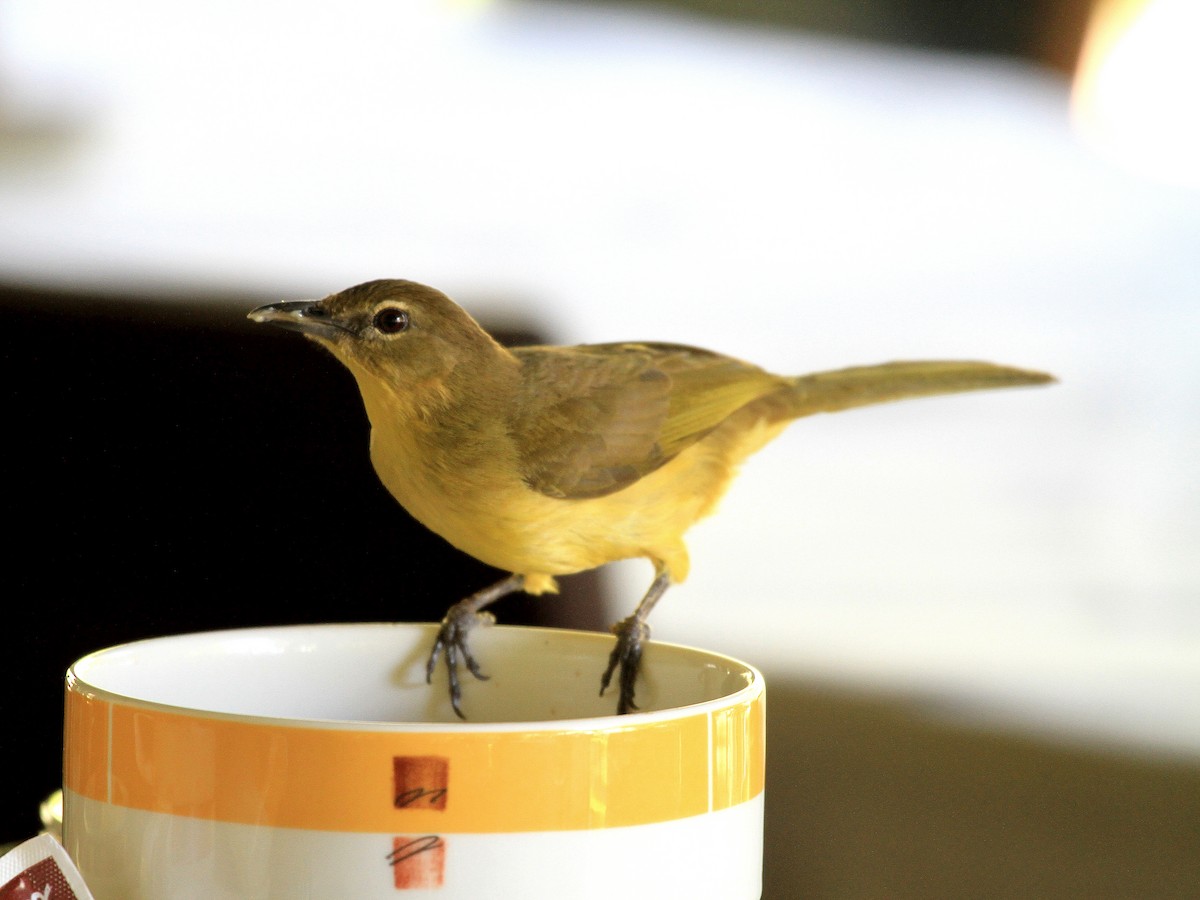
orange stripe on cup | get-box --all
[711,690,766,811]
[63,686,764,833]
[63,681,111,803]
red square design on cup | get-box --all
[393,756,449,810]
[390,836,445,890]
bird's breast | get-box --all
[363,407,581,574]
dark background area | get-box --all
[600,0,1093,73]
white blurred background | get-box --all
[2,0,1197,894]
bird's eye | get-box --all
[373,307,411,335]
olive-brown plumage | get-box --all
[250,278,1053,716]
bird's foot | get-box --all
[600,615,649,715]
[426,602,496,720]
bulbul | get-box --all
[249,279,1052,717]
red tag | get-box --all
[0,856,81,900]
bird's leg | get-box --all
[600,570,672,715]
[426,574,525,719]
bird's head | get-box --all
[248,279,512,392]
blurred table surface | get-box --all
[1,0,1197,760]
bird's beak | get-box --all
[246,300,350,340]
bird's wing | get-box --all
[510,343,786,499]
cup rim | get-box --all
[66,621,764,733]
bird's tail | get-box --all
[783,360,1055,418]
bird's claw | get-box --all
[426,603,496,719]
[600,615,649,715]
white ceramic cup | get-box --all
[63,622,765,899]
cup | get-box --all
[63,622,765,898]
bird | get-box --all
[248,278,1052,717]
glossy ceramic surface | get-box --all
[63,623,764,898]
